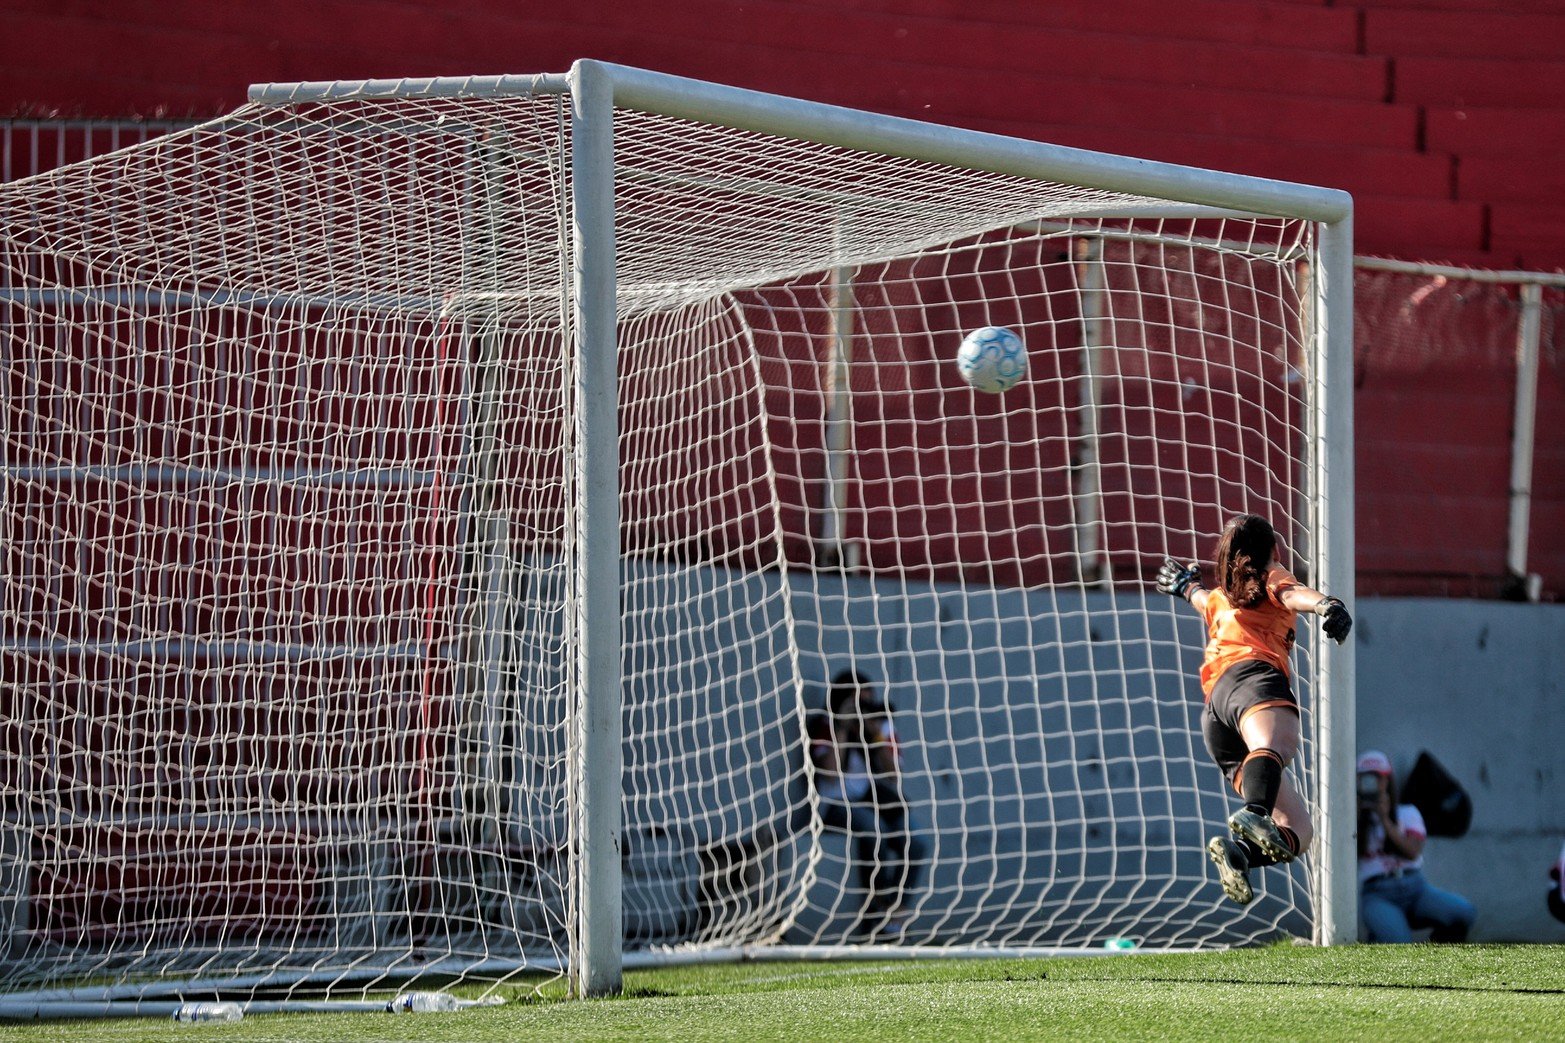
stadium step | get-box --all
[954,117,1452,200]
[1394,54,1565,109]
[920,81,1412,151]
[1344,0,1565,12]
[557,1,1391,103]
[786,0,1362,52]
[1488,203,1565,266]
[1364,6,1565,60]
[1354,197,1488,256]
[1456,156,1565,206]
[1424,105,1565,159]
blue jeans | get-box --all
[1361,869,1475,943]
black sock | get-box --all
[1237,827,1301,869]
[1235,837,1275,868]
[1237,748,1285,814]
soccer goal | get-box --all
[0,60,1354,1011]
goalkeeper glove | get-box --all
[1314,596,1352,643]
[1156,559,1203,601]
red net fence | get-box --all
[1355,265,1562,599]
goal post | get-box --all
[0,60,1354,1012]
[1312,216,1357,950]
[568,58,624,1001]
[553,59,1356,976]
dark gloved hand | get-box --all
[1156,559,1202,601]
[1314,596,1352,643]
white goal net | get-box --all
[0,67,1348,1007]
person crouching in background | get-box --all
[1358,749,1476,943]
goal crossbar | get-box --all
[249,62,1350,225]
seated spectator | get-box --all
[1358,750,1475,943]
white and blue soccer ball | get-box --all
[955,325,1027,394]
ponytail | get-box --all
[1214,515,1276,609]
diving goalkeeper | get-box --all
[1156,514,1352,906]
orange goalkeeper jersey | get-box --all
[1198,565,1304,698]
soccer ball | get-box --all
[955,326,1027,394]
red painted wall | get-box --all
[4,0,1565,270]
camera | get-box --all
[1357,772,1382,806]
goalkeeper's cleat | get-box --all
[1228,806,1296,864]
[1207,835,1253,906]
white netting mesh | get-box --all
[0,84,1324,1002]
[706,219,1318,950]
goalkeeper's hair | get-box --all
[1215,514,1276,608]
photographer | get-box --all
[808,668,927,940]
[1357,750,1475,943]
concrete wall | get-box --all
[616,568,1565,946]
[1355,599,1565,943]
[611,561,1311,950]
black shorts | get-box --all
[1202,659,1299,783]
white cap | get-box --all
[1356,749,1393,776]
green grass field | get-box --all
[7,946,1563,1042]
